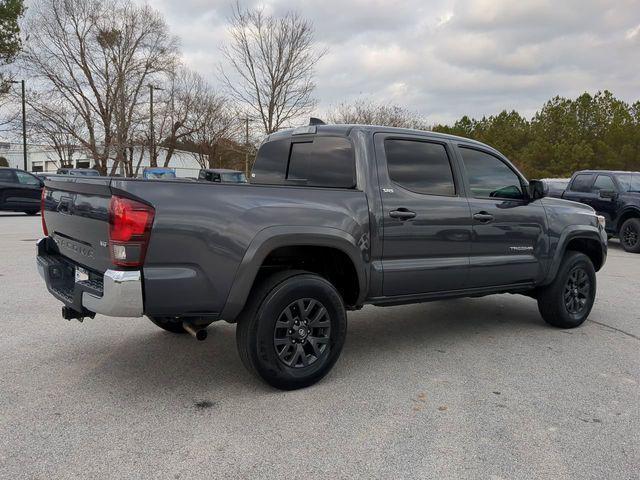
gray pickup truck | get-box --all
[37,123,607,389]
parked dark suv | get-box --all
[0,167,44,215]
[561,170,640,252]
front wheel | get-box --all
[537,251,596,328]
[619,218,640,253]
[236,270,347,390]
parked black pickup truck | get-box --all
[553,170,640,253]
[37,123,607,389]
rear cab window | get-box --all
[252,135,355,188]
[616,173,640,192]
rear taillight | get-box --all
[41,188,48,236]
[108,196,155,267]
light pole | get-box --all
[148,84,164,166]
[10,80,27,171]
[244,115,250,177]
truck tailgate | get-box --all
[42,177,113,273]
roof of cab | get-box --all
[264,123,492,150]
[573,170,640,176]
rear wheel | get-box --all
[236,270,347,390]
[619,218,640,253]
[537,251,596,328]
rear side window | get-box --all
[592,175,616,192]
[570,174,594,192]
[617,174,640,192]
[253,136,355,188]
[0,169,17,183]
[384,139,455,195]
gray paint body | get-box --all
[41,126,607,321]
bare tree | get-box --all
[151,67,214,167]
[220,4,322,134]
[329,100,429,130]
[187,94,238,169]
[29,100,83,167]
[21,0,179,174]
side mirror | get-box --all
[599,189,617,199]
[528,180,545,201]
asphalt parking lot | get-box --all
[1,212,639,480]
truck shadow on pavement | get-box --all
[82,295,546,396]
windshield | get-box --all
[616,174,640,192]
[221,172,247,183]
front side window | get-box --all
[570,174,594,192]
[592,175,616,192]
[460,147,523,199]
[16,171,41,185]
[384,139,455,195]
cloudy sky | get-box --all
[140,0,639,124]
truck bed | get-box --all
[40,176,369,319]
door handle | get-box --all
[473,211,494,223]
[389,208,416,220]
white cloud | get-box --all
[139,0,640,124]
[626,24,640,40]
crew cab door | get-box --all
[586,174,619,227]
[457,145,548,288]
[374,134,472,296]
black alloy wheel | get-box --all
[621,219,640,252]
[563,266,591,315]
[273,298,331,368]
[537,251,596,328]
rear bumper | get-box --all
[36,238,144,317]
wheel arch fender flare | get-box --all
[616,206,640,231]
[221,226,368,321]
[542,225,606,285]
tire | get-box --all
[619,218,640,253]
[148,316,187,334]
[236,270,347,390]
[537,251,596,328]
[24,210,39,216]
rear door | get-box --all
[374,133,472,296]
[457,145,548,288]
[0,169,19,209]
[14,170,43,209]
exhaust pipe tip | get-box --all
[183,322,208,341]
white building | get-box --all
[0,141,203,178]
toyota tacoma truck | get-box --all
[37,123,607,390]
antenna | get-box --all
[309,117,326,126]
